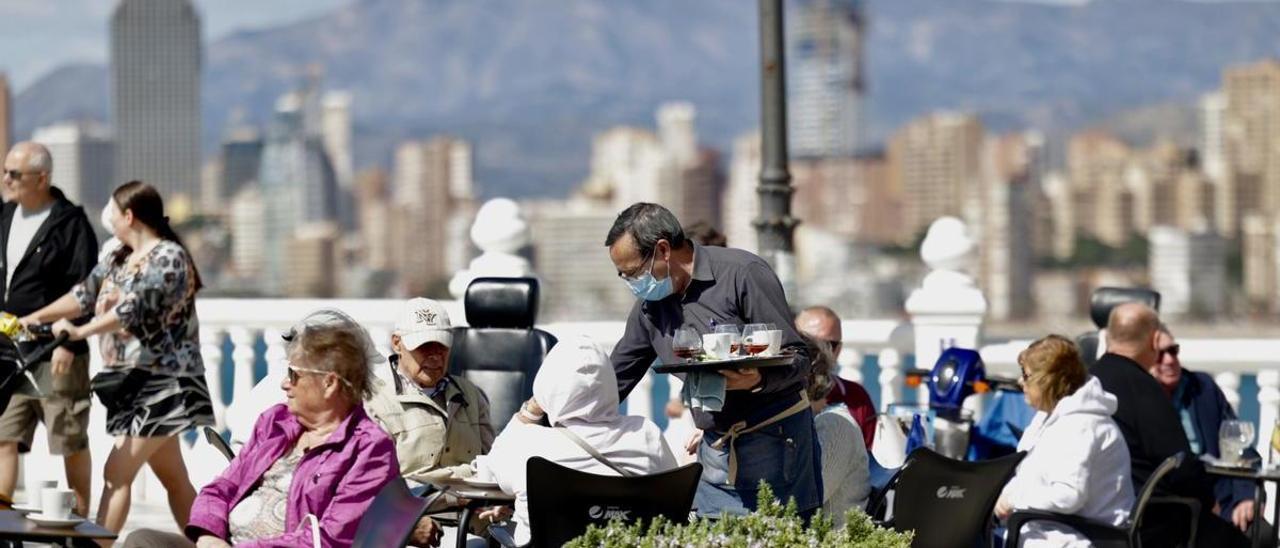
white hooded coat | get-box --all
[1001,376,1135,547]
[476,336,678,545]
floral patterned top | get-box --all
[73,240,204,376]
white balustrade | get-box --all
[878,348,903,412]
[1215,372,1242,413]
[837,348,864,385]
[199,327,227,430]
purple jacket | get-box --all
[186,403,399,547]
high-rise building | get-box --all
[1041,172,1075,261]
[259,92,339,295]
[219,128,263,204]
[355,169,394,273]
[788,0,865,158]
[322,92,356,228]
[1222,60,1280,240]
[286,222,340,298]
[1068,131,1134,247]
[0,73,10,157]
[526,198,634,321]
[391,137,474,297]
[977,132,1042,320]
[887,112,984,245]
[229,185,265,280]
[1200,92,1228,182]
[723,132,761,252]
[31,121,116,218]
[1149,225,1226,318]
[791,151,897,245]
[111,0,201,201]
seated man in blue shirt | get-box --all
[1148,325,1259,534]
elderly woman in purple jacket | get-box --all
[123,310,401,548]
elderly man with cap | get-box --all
[366,298,494,484]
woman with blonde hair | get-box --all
[994,334,1134,547]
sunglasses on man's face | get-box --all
[3,170,30,181]
[1158,344,1181,360]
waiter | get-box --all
[597,202,818,517]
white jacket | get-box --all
[1001,377,1135,548]
[476,336,677,545]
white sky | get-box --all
[0,0,352,89]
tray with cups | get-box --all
[653,323,794,374]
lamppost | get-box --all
[755,0,798,297]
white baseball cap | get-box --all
[395,297,453,350]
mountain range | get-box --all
[14,0,1280,198]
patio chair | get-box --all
[869,447,1025,548]
[203,426,235,462]
[488,456,702,548]
[352,477,449,548]
[449,277,557,425]
[1005,452,1199,548]
[1076,287,1161,367]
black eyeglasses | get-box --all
[3,170,29,180]
[1158,344,1181,360]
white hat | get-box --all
[395,298,453,350]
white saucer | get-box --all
[11,503,40,514]
[26,513,83,528]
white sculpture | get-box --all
[905,216,988,375]
[449,198,536,299]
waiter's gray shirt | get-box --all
[610,244,810,431]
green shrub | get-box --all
[565,482,912,548]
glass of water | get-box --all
[1219,419,1256,465]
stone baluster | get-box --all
[228,327,258,408]
[264,328,288,374]
[1215,372,1242,414]
[449,198,535,299]
[837,348,864,385]
[878,348,903,412]
[905,217,987,379]
[200,327,227,430]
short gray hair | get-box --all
[604,202,688,257]
[25,148,51,174]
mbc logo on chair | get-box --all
[588,505,632,520]
[935,486,966,499]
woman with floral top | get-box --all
[22,180,214,534]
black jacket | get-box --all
[0,187,99,354]
[1090,352,1214,505]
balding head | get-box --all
[796,306,842,356]
[1105,302,1161,367]
[3,142,54,209]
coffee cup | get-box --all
[27,479,57,509]
[41,487,75,519]
[701,333,734,360]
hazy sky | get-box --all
[0,0,353,89]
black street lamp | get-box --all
[755,0,798,293]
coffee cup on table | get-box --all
[41,487,75,519]
[27,479,57,509]
[701,333,734,360]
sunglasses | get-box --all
[1158,344,1181,360]
[287,364,354,389]
[3,170,32,180]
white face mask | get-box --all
[100,202,117,237]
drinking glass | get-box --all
[742,323,770,356]
[1219,419,1256,464]
[713,324,742,357]
[672,326,702,363]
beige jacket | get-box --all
[366,360,495,483]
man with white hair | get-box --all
[0,142,99,515]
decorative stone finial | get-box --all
[450,198,535,298]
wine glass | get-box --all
[1219,419,1256,464]
[672,326,702,363]
[742,323,770,356]
[713,324,742,357]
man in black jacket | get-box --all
[1092,303,1247,547]
[0,142,98,516]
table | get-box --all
[425,480,515,548]
[1204,462,1280,548]
[0,510,116,547]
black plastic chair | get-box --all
[449,277,557,425]
[489,456,702,548]
[1006,452,1199,548]
[203,426,235,462]
[869,447,1025,548]
[352,477,444,548]
[1076,287,1161,368]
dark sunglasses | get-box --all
[1158,344,1181,360]
[3,170,30,180]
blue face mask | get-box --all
[623,253,674,301]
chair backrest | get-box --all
[1127,452,1185,531]
[351,477,431,548]
[449,277,557,424]
[890,448,1026,548]
[525,456,702,548]
[203,426,235,462]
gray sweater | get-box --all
[815,405,871,525]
